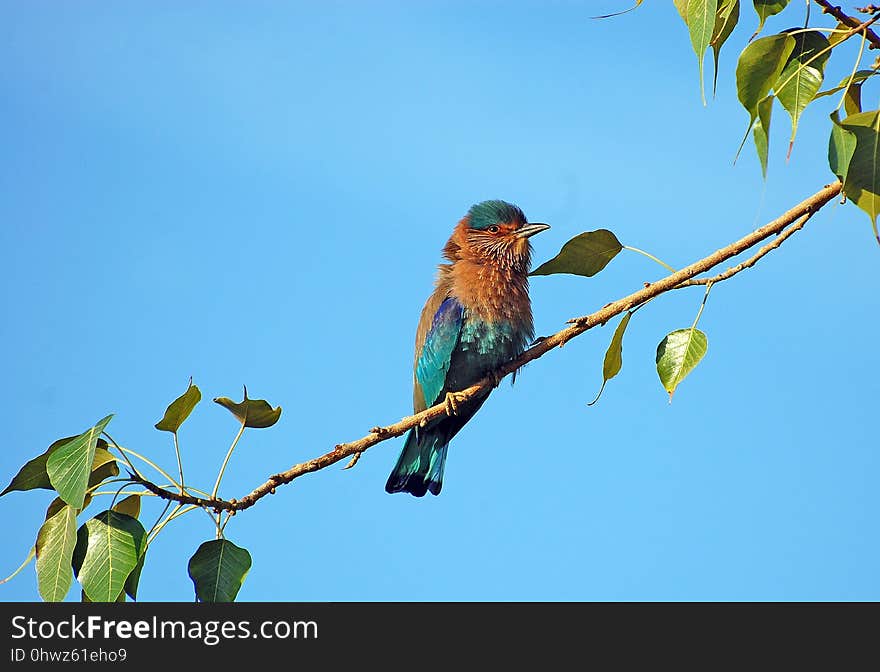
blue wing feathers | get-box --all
[386,297,465,496]
[415,297,463,408]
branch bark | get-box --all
[676,211,813,287]
[131,181,843,512]
[814,1,880,49]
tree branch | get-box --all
[131,181,843,513]
[814,1,880,49]
[675,210,813,287]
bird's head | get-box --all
[444,200,550,273]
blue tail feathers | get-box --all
[385,394,488,497]
[385,426,448,497]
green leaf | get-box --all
[753,95,774,177]
[155,379,202,433]
[752,0,790,36]
[46,416,113,510]
[72,510,146,603]
[829,110,857,185]
[840,110,880,243]
[111,494,141,519]
[774,31,831,157]
[124,548,147,601]
[2,437,113,497]
[844,82,863,117]
[686,0,719,104]
[736,33,795,121]
[815,70,878,100]
[735,33,795,162]
[187,539,252,603]
[2,436,75,495]
[213,387,282,428]
[711,0,740,96]
[673,0,688,22]
[87,447,119,491]
[35,504,77,602]
[588,311,633,406]
[656,328,709,400]
[529,230,623,277]
[45,493,92,521]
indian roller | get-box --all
[385,200,549,497]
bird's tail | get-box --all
[385,394,488,497]
[385,425,449,497]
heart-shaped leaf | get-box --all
[46,416,113,509]
[736,33,795,124]
[214,387,282,428]
[774,30,830,157]
[188,539,252,603]
[72,510,146,602]
[3,437,114,498]
[839,110,880,243]
[530,230,622,277]
[656,328,709,400]
[35,504,78,602]
[155,379,202,433]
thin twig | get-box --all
[129,182,843,513]
[814,0,880,49]
[676,211,813,287]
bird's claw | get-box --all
[444,391,466,416]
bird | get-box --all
[385,200,549,497]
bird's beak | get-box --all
[516,223,551,239]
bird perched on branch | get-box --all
[386,200,549,497]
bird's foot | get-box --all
[444,391,467,416]
[487,370,504,389]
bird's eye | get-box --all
[487,225,500,234]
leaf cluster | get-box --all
[672,0,879,240]
[2,383,279,602]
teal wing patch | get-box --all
[415,297,464,408]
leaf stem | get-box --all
[173,432,185,495]
[836,30,868,112]
[623,245,677,272]
[691,280,714,331]
[91,490,157,498]
[146,500,173,541]
[116,446,182,492]
[775,12,880,99]
[147,504,200,545]
[103,431,141,478]
[1,547,35,584]
[783,27,850,35]
[211,422,246,501]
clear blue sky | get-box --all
[2,1,878,601]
